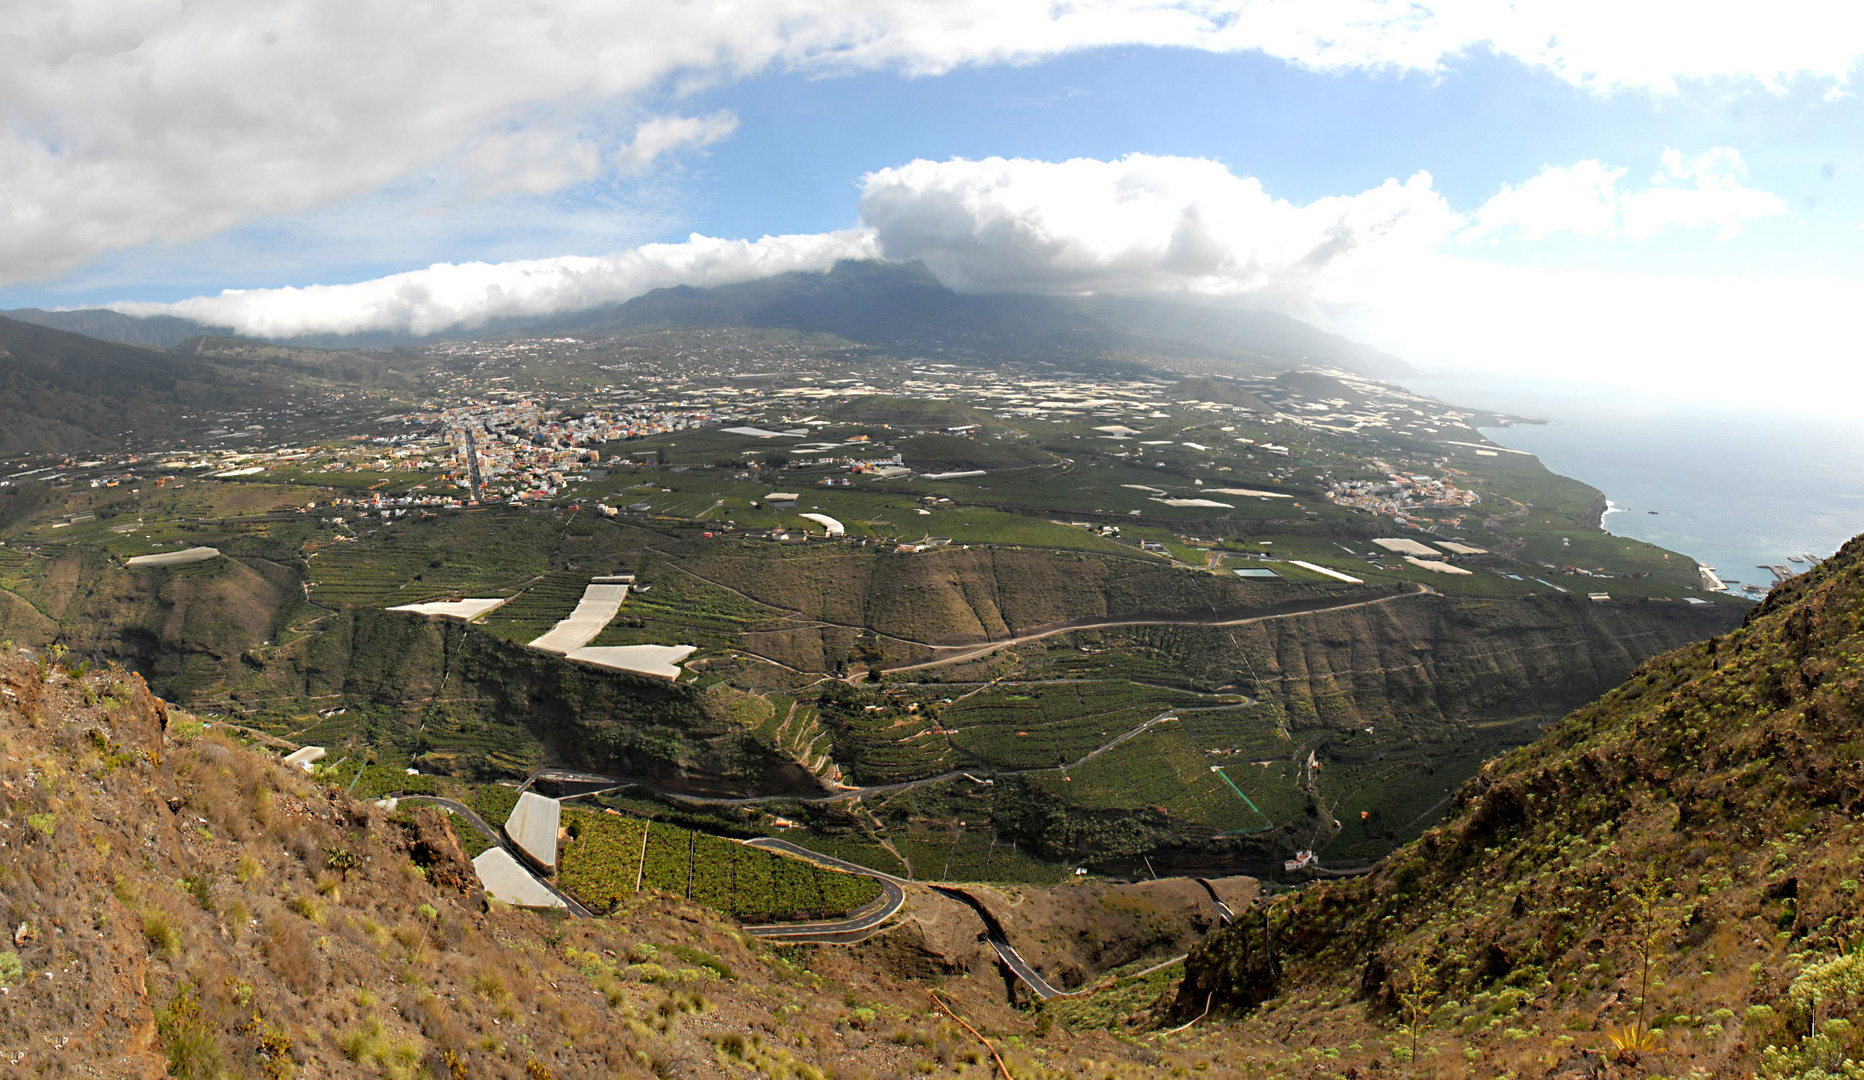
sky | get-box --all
[4,1,1864,404]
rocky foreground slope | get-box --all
[0,645,1271,1079]
[1181,533,1864,1077]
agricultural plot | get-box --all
[316,760,438,801]
[891,828,1068,885]
[1313,734,1510,858]
[557,811,648,913]
[308,513,551,606]
[1035,724,1279,834]
[785,835,908,878]
[817,698,957,784]
[475,570,601,643]
[941,681,1211,769]
[1175,703,1296,759]
[554,809,881,921]
[617,568,765,629]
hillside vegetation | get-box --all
[0,647,1371,1080]
[1178,532,1864,1077]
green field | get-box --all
[555,808,882,921]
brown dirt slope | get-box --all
[0,647,1297,1079]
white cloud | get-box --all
[109,147,1792,341]
[859,154,1458,310]
[1459,160,1626,243]
[1621,148,1789,239]
[615,112,741,174]
[110,230,878,339]
[1461,148,1784,243]
[5,1,1863,287]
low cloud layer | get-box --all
[112,231,877,339]
[1462,148,1786,243]
[6,1,1862,288]
[109,150,1790,344]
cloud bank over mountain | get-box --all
[92,145,1857,402]
[107,148,1793,343]
[112,231,878,340]
[858,155,1456,307]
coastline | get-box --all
[1406,372,1864,596]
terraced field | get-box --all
[890,828,1069,885]
[1031,722,1282,834]
[816,690,958,783]
[305,512,551,606]
[940,681,1214,769]
[474,570,600,643]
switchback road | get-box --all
[737,838,907,944]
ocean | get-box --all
[1400,373,1864,597]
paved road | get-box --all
[737,838,907,944]
[929,885,1080,1000]
[394,794,596,918]
[1194,878,1236,926]
[870,585,1426,677]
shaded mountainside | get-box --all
[1041,592,1740,864]
[0,316,278,456]
[0,538,1738,863]
[531,261,1412,377]
[0,317,439,455]
[1178,531,1864,1077]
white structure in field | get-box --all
[386,597,511,621]
[1434,542,1489,556]
[529,578,630,653]
[504,791,562,873]
[282,746,326,771]
[798,513,845,537]
[1288,560,1364,584]
[1372,537,1441,557]
[1403,556,1473,575]
[566,644,697,681]
[126,546,222,567]
[472,848,566,909]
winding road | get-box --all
[736,838,907,944]
[863,583,1428,678]
[928,885,1080,1000]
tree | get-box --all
[1396,953,1437,1069]
[1607,866,1673,1061]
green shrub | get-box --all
[142,907,181,958]
[156,982,224,1080]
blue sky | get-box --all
[4,2,1863,399]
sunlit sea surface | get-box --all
[1400,373,1864,597]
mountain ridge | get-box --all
[6,260,1411,378]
